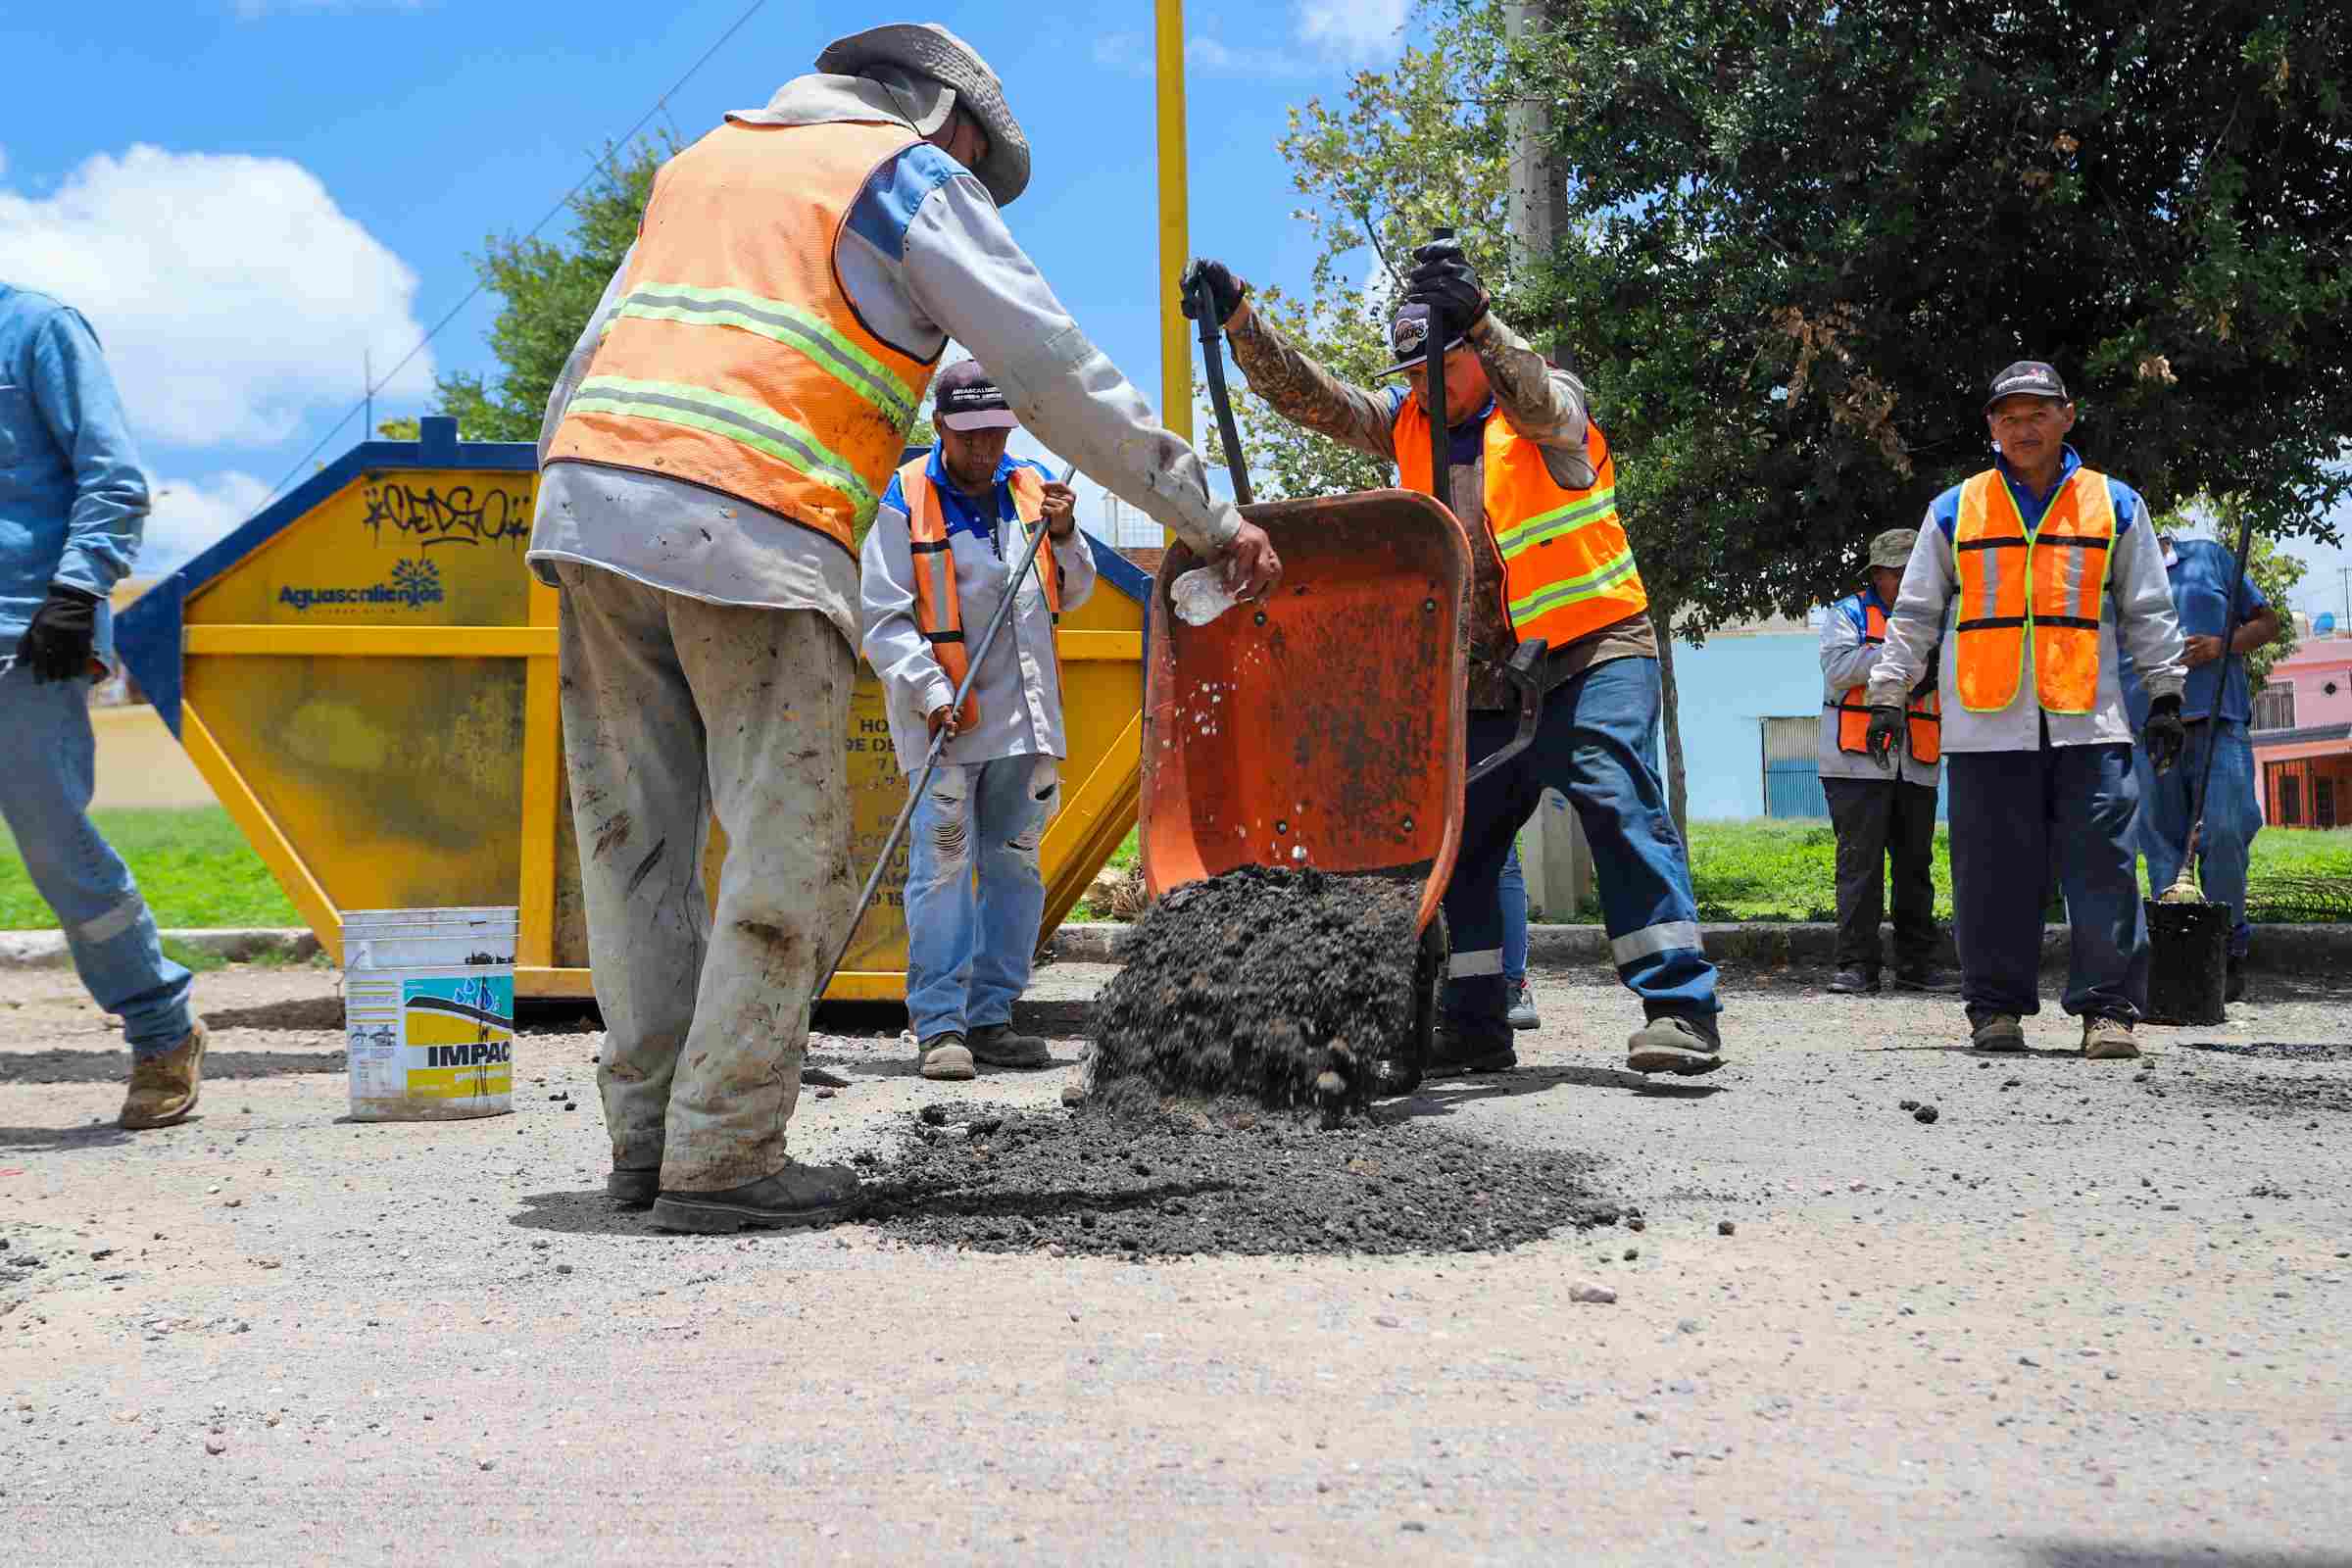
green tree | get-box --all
[432,138,674,441]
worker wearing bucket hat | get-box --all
[1863,362,2187,1059]
[1181,247,1725,1079]
[531,22,1279,1235]
[1818,527,1951,997]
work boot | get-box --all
[2082,1016,2141,1060]
[917,1032,976,1081]
[119,1021,207,1130]
[1426,1022,1517,1077]
[1892,966,1959,994]
[1827,966,1880,996]
[1626,1012,1723,1076]
[1968,1009,2027,1052]
[2226,956,2247,1004]
[608,1167,661,1210]
[966,1022,1054,1068]
[648,1161,866,1234]
[1506,980,1542,1031]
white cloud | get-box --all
[139,469,273,575]
[0,144,432,448]
[1296,0,1411,61]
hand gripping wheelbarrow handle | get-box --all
[1185,273,1254,508]
[812,461,1079,1005]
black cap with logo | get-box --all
[1984,361,2071,413]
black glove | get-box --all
[20,584,101,684]
[1178,258,1248,326]
[2143,694,2186,775]
[1403,238,1490,331]
[1863,706,1903,771]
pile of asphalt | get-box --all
[1087,864,1425,1117]
[858,1100,1615,1258]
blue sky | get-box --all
[3,0,2345,619]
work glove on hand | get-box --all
[1403,238,1490,332]
[2143,694,2187,775]
[1863,705,1904,771]
[1178,259,1249,327]
[20,584,101,684]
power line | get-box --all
[261,0,771,503]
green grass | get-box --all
[0,807,300,931]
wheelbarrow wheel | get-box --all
[1375,911,1447,1099]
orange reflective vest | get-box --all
[546,120,938,555]
[1831,599,1941,765]
[899,458,1058,729]
[1394,402,1648,649]
[1953,466,2116,713]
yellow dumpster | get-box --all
[116,417,1149,1003]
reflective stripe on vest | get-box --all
[1392,401,1647,649]
[899,458,1058,729]
[1828,599,1941,765]
[546,119,937,556]
[1953,466,2116,713]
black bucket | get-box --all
[2144,897,2229,1025]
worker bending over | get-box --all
[531,22,1279,1233]
[1819,528,1951,996]
[1866,362,2186,1059]
[1182,245,1724,1079]
[862,362,1092,1081]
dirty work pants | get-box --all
[1945,740,2143,1021]
[553,563,851,1193]
[0,662,193,1054]
[1821,776,1939,975]
[1444,656,1718,1034]
[2134,720,2259,957]
[903,754,1060,1043]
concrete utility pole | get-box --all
[1501,0,1594,919]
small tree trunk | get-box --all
[1652,608,1690,841]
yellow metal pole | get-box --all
[1155,0,1192,450]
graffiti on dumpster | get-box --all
[361,480,533,550]
[277,557,446,612]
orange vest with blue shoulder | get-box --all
[897,457,1059,729]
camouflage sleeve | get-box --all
[1467,313,1595,491]
[1225,307,1399,464]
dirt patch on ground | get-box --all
[859,1100,1615,1258]
[2165,1042,2352,1117]
[1088,865,1426,1115]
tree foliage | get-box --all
[1506,0,2352,633]
[432,139,673,441]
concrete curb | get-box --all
[1051,920,2352,973]
[0,927,324,971]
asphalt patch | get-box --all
[860,1101,1614,1257]
[1089,864,1426,1116]
[2171,1043,2352,1117]
[2181,1041,2352,1063]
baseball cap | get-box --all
[1374,303,1470,379]
[933,360,1018,432]
[1984,361,2070,412]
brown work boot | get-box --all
[917,1032,976,1080]
[966,1022,1053,1068]
[2082,1016,2141,1060]
[119,1021,207,1129]
[1626,1013,1724,1076]
[648,1161,865,1234]
[1968,1009,2026,1052]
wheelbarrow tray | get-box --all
[1139,488,1473,938]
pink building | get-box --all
[2252,632,2352,829]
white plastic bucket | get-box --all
[342,906,518,1122]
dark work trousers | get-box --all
[1945,739,2145,1021]
[1443,656,1719,1035]
[1821,777,1939,975]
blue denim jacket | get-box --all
[2119,537,2269,728]
[0,283,150,666]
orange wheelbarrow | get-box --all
[1143,259,1544,1093]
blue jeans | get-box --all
[1444,657,1718,1032]
[2133,720,2259,957]
[904,754,1059,1042]
[1498,841,1528,989]
[0,665,192,1054]
[1946,741,2143,1019]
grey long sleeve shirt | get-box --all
[1868,449,2184,753]
[1819,588,1938,788]
[529,73,1238,648]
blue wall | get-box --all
[1665,634,1824,818]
